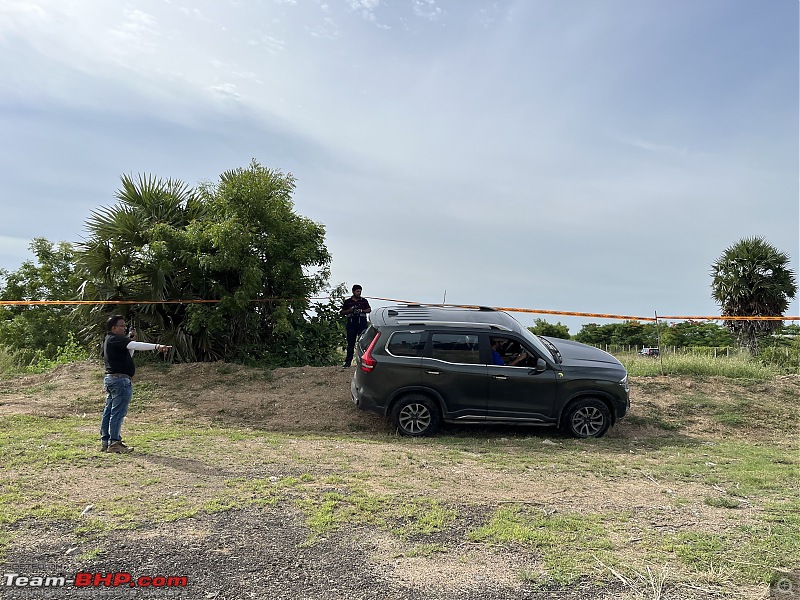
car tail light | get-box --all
[360,331,381,373]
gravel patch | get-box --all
[2,507,629,600]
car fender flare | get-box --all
[558,392,618,427]
[386,386,446,418]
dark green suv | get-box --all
[351,305,629,438]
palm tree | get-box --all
[74,163,335,365]
[75,174,207,360]
[710,237,797,355]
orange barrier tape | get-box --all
[367,298,654,319]
[0,296,797,321]
[657,315,799,321]
[496,307,659,321]
[366,297,800,322]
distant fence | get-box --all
[596,345,740,356]
[594,344,800,369]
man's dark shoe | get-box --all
[342,362,351,369]
[100,443,108,453]
[107,441,133,454]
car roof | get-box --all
[371,305,524,333]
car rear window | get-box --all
[358,326,379,352]
[387,331,426,357]
[430,333,480,364]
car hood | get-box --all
[541,337,624,368]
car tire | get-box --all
[562,398,612,438]
[391,394,440,437]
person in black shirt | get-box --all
[101,315,171,453]
[340,285,371,368]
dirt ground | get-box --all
[2,360,796,438]
[1,361,797,600]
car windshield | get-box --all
[519,328,559,363]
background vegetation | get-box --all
[0,161,347,369]
[0,168,797,375]
[0,239,83,365]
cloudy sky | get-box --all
[1,0,798,333]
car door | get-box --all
[421,331,487,420]
[483,334,559,422]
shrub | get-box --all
[23,334,89,374]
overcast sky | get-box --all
[1,0,798,334]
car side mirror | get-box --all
[535,358,547,373]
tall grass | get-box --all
[619,351,781,379]
[0,346,21,378]
[0,335,88,378]
[1,340,794,380]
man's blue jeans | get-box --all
[101,375,132,443]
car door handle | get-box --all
[426,370,440,375]
[493,375,507,380]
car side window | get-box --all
[430,333,480,364]
[387,331,426,357]
[489,337,537,367]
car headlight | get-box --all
[619,374,629,393]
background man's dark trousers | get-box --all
[344,323,367,367]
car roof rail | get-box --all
[391,303,498,311]
[393,320,512,331]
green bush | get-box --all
[22,334,89,374]
[0,238,85,364]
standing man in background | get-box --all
[101,315,171,453]
[340,285,371,368]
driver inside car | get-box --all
[490,338,528,366]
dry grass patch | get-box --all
[0,361,797,599]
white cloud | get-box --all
[108,8,161,53]
[179,7,213,23]
[347,0,381,21]
[210,82,241,99]
[477,3,502,27]
[307,16,340,40]
[611,133,711,160]
[348,0,381,8]
[0,1,796,323]
[412,0,442,21]
[0,0,46,23]
[248,33,286,54]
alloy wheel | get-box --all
[570,406,605,437]
[398,403,432,435]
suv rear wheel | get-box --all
[562,398,612,438]
[391,394,440,437]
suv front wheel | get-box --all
[562,398,612,438]
[391,394,440,437]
